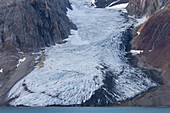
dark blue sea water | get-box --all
[0,107,169,113]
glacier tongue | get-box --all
[8,0,157,106]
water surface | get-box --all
[0,107,169,113]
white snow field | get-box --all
[8,0,157,106]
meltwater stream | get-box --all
[7,0,157,106]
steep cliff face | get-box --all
[127,0,170,18]
[125,2,170,106]
[93,0,129,8]
[0,0,76,52]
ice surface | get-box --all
[8,0,157,106]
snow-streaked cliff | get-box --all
[7,0,157,106]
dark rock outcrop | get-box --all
[0,0,76,52]
[93,0,129,8]
[127,0,170,18]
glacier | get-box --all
[7,0,157,106]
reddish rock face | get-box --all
[132,4,170,82]
[126,3,170,106]
[127,0,169,18]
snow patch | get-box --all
[161,6,165,10]
[91,0,96,7]
[137,32,140,35]
[16,57,26,67]
[108,0,120,7]
[18,51,24,54]
[0,68,3,73]
[130,50,144,55]
[149,50,152,52]
[135,16,148,27]
[106,3,129,13]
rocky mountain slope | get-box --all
[127,0,169,18]
[0,0,76,105]
[0,0,76,52]
[125,0,170,106]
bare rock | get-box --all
[0,0,76,52]
[127,0,170,18]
